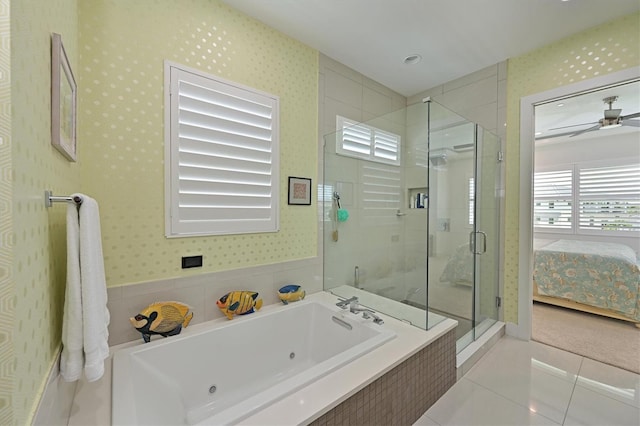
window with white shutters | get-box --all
[336,116,400,165]
[533,162,639,235]
[533,169,573,230]
[165,63,279,237]
[578,164,640,232]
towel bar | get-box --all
[45,190,82,208]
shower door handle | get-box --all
[469,231,487,255]
[477,231,487,254]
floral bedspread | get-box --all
[440,243,473,285]
[533,239,640,321]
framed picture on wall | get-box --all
[288,177,312,205]
[51,32,77,162]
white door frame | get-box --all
[512,66,640,340]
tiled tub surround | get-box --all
[64,292,457,425]
[310,329,456,426]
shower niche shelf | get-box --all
[407,187,428,209]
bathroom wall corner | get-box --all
[32,350,77,426]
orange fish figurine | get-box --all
[216,291,263,320]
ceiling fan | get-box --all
[541,96,640,139]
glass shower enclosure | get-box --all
[322,99,501,353]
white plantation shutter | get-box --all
[578,164,640,232]
[166,64,279,236]
[341,120,372,155]
[533,169,573,230]
[374,130,400,162]
[336,116,400,165]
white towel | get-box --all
[60,194,110,382]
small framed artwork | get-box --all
[51,32,77,162]
[288,177,312,205]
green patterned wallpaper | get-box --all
[503,12,640,323]
[78,0,319,287]
[10,0,79,424]
[0,1,12,423]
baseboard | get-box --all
[456,321,505,380]
[506,321,530,340]
[32,349,77,426]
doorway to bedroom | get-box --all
[530,78,640,373]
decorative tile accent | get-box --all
[310,329,456,426]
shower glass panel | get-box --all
[322,102,445,330]
[427,101,501,353]
[473,127,501,345]
[322,99,501,353]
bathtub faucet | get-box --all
[337,297,384,325]
[336,296,359,310]
[350,306,384,325]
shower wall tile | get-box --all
[362,86,393,117]
[273,261,322,294]
[442,76,498,111]
[408,61,506,134]
[325,68,364,108]
[498,60,508,81]
[468,105,499,134]
[498,106,507,141]
[321,54,365,84]
[323,97,363,133]
[324,155,359,184]
[119,277,177,298]
[363,75,395,97]
[410,86,444,104]
[498,78,508,109]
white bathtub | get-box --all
[112,298,396,425]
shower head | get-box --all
[429,153,447,167]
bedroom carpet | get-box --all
[532,302,640,374]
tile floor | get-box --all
[415,336,640,426]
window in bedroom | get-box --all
[534,162,640,234]
[533,169,573,231]
[578,164,640,232]
[165,62,279,237]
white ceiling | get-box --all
[222,0,640,97]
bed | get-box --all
[439,243,473,286]
[533,239,640,327]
